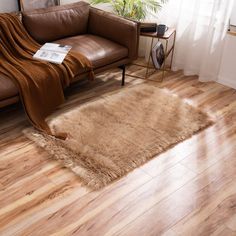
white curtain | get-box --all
[146,0,234,81]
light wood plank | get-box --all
[115,149,236,236]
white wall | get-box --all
[230,0,236,25]
[217,1,236,89]
[61,0,84,4]
[218,34,236,89]
[0,0,19,13]
[0,0,110,12]
[61,0,111,11]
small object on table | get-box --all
[157,24,168,36]
[140,22,157,33]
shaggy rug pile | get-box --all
[24,84,213,190]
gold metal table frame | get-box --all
[128,28,176,82]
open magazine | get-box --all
[151,42,165,69]
[33,43,72,64]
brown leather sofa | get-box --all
[0,1,139,108]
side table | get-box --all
[128,27,176,82]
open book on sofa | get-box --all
[33,43,72,64]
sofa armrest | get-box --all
[88,7,140,60]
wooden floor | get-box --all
[0,62,236,236]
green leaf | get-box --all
[89,0,168,21]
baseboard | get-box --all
[217,76,236,90]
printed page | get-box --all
[41,43,72,53]
[33,43,72,64]
[33,49,66,64]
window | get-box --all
[229,0,236,33]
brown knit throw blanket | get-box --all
[0,13,93,139]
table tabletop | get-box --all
[140,27,176,39]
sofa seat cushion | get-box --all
[54,34,128,69]
[0,75,18,100]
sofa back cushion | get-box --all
[22,2,90,44]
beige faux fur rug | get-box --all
[24,84,213,190]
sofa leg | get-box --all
[119,65,126,86]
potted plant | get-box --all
[90,0,167,21]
